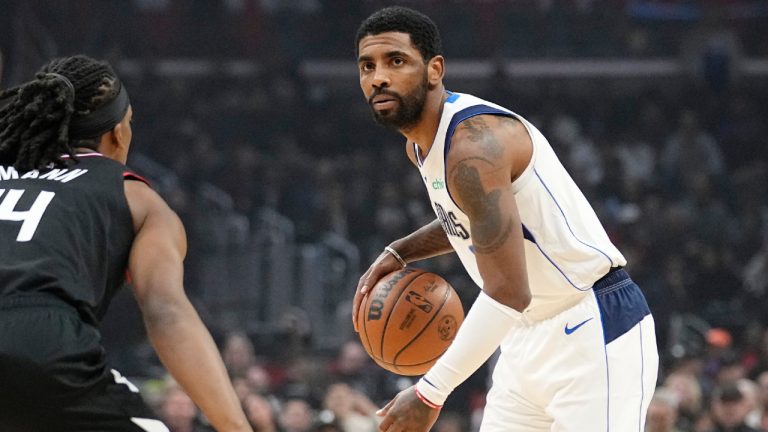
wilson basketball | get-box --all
[356,268,464,376]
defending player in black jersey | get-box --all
[0,56,252,432]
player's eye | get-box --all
[392,57,405,66]
[360,62,374,73]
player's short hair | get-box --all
[355,6,443,62]
[0,55,123,171]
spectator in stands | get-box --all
[708,382,763,432]
[278,398,314,432]
[548,113,604,195]
[757,372,768,420]
[666,372,706,431]
[321,383,378,432]
[660,110,725,196]
[245,363,273,395]
[647,387,684,432]
[326,340,399,404]
[311,409,345,432]
[159,384,201,432]
[223,331,257,379]
[737,379,763,430]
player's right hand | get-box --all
[353,249,404,332]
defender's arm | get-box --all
[125,180,251,432]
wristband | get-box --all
[384,246,407,268]
[414,387,442,410]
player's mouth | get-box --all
[370,94,399,110]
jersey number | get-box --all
[0,189,55,242]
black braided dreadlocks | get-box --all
[0,55,121,171]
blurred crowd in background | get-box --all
[2,1,768,431]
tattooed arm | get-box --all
[446,114,532,310]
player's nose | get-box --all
[371,69,390,89]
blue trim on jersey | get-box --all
[445,92,460,103]
[414,143,424,167]
[593,269,650,344]
[443,105,514,207]
[533,168,615,268]
[521,224,536,244]
[529,236,588,291]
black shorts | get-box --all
[0,294,167,432]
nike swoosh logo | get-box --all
[564,318,594,335]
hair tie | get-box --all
[45,73,76,101]
[68,82,130,139]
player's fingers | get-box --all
[357,264,377,294]
[376,397,396,417]
[363,265,389,294]
[352,300,359,332]
[378,412,396,432]
[353,267,375,331]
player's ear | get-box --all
[427,55,445,87]
[111,123,124,147]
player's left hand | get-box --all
[376,386,440,432]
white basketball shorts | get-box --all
[480,268,659,432]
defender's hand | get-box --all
[376,386,440,432]
[352,249,403,332]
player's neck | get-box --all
[402,89,448,156]
[73,146,102,155]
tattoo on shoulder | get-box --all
[449,157,512,254]
[459,116,503,159]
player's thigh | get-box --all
[548,316,658,432]
[479,383,552,432]
[478,353,552,432]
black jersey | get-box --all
[0,153,139,325]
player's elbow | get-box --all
[139,293,189,330]
[484,283,531,312]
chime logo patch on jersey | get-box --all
[431,178,445,189]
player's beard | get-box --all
[369,72,428,131]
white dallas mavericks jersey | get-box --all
[415,92,626,320]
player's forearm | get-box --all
[389,219,453,264]
[415,291,522,407]
[143,299,250,432]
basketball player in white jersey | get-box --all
[351,6,659,432]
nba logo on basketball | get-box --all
[405,290,433,313]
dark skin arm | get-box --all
[377,115,533,432]
[352,219,453,332]
[352,141,454,332]
[125,180,251,432]
[447,114,531,309]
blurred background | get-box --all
[2,0,768,431]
